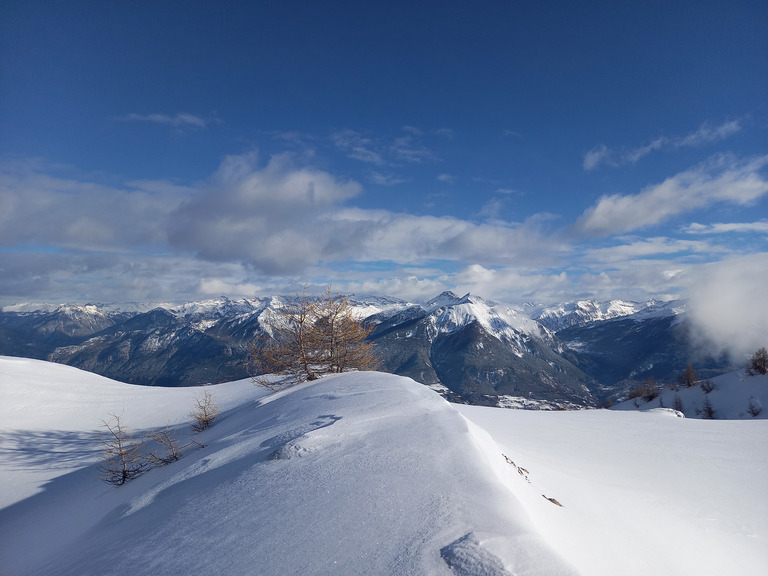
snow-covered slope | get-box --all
[612,369,768,419]
[2,358,766,575]
[455,403,768,576]
[0,357,575,576]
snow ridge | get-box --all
[0,358,577,576]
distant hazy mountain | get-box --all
[0,293,734,406]
[525,299,684,332]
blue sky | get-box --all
[1,1,767,316]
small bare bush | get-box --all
[702,395,716,420]
[678,363,698,388]
[700,379,716,394]
[628,376,659,403]
[747,347,768,376]
[146,423,203,465]
[746,397,762,418]
[250,286,379,385]
[98,412,148,486]
[673,393,684,413]
[190,389,219,432]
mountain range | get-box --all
[0,292,734,407]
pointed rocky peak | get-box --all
[424,291,474,311]
[122,307,179,330]
[426,290,460,304]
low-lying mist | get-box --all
[686,253,768,364]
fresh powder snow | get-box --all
[0,356,574,576]
[1,356,766,575]
[612,369,768,420]
[454,403,768,576]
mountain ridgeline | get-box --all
[0,293,733,407]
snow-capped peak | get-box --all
[529,299,684,331]
[344,295,413,320]
[424,290,472,311]
[163,297,265,319]
[420,292,550,343]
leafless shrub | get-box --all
[146,423,203,465]
[98,412,148,486]
[628,376,659,403]
[190,389,219,433]
[700,379,716,394]
[702,395,716,420]
[250,286,379,385]
[746,397,762,418]
[747,347,767,376]
[678,363,698,388]
[673,393,684,413]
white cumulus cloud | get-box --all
[577,154,768,236]
[168,151,363,274]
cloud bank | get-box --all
[0,162,182,251]
[686,253,768,360]
[167,152,562,274]
[577,154,768,235]
[1,150,766,307]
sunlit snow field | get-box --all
[1,356,766,575]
